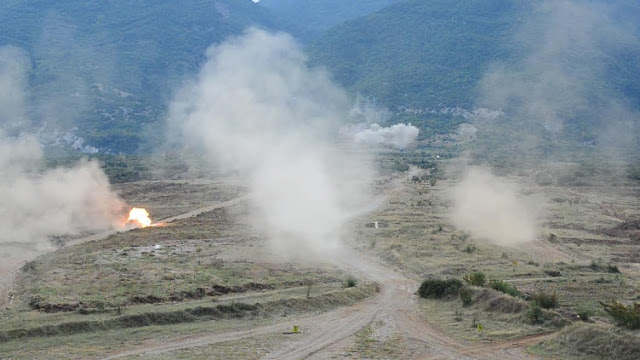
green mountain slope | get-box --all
[258,0,401,40]
[309,0,640,113]
[0,0,280,152]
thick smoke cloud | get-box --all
[352,123,419,149]
[168,29,374,255]
[0,45,126,251]
[450,167,541,247]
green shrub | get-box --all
[600,301,640,329]
[343,276,358,288]
[577,309,592,322]
[606,264,621,274]
[532,292,558,309]
[463,272,486,286]
[459,287,473,307]
[463,244,476,253]
[525,305,545,324]
[418,279,464,299]
[488,280,522,298]
[576,303,595,322]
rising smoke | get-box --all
[0,45,126,251]
[168,29,379,255]
[450,167,542,247]
[351,123,419,149]
[449,0,640,245]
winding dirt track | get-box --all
[103,246,551,360]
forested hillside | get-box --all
[0,0,279,152]
[309,0,640,112]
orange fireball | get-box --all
[127,207,152,228]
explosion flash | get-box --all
[127,207,152,228]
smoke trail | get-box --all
[168,29,375,255]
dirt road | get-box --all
[103,246,548,359]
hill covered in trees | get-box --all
[0,0,280,152]
[309,0,640,112]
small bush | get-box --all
[600,301,640,329]
[544,270,561,277]
[463,272,486,286]
[488,280,522,298]
[460,287,473,307]
[343,276,358,288]
[607,264,621,274]
[463,244,476,253]
[533,291,559,309]
[22,261,36,273]
[474,289,529,314]
[577,309,592,322]
[418,279,464,299]
[525,305,545,324]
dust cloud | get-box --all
[168,29,378,255]
[476,0,640,159]
[450,167,541,247]
[0,45,126,252]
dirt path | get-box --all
[103,246,547,360]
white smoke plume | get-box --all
[352,123,419,149]
[0,45,126,251]
[450,167,542,247]
[168,29,375,255]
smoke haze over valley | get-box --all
[1,1,640,359]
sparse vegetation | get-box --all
[589,260,622,274]
[540,323,640,360]
[418,279,464,299]
[576,305,594,322]
[600,301,640,329]
[532,291,558,309]
[462,244,476,254]
[459,287,473,307]
[525,305,545,324]
[463,272,486,287]
[488,280,522,298]
[22,260,36,273]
